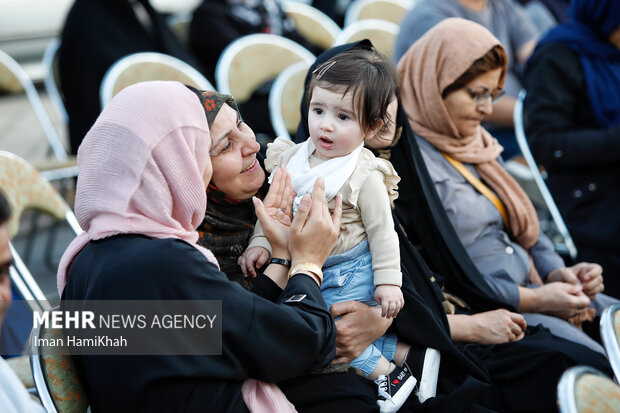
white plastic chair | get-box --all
[600,304,620,383]
[269,61,310,140]
[0,151,82,311]
[0,49,69,162]
[167,11,192,46]
[281,1,342,50]
[42,38,68,127]
[557,366,620,413]
[344,0,416,26]
[513,89,577,260]
[215,33,315,103]
[332,19,400,60]
[100,51,214,109]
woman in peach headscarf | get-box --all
[397,18,617,353]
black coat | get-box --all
[59,0,199,154]
[524,43,620,296]
[63,235,335,412]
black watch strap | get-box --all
[269,258,292,267]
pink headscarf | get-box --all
[56,81,295,413]
[57,81,218,293]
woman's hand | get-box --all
[520,283,591,319]
[289,177,342,268]
[546,263,604,300]
[374,285,404,318]
[238,246,270,278]
[448,309,527,345]
[330,301,392,364]
[252,167,294,251]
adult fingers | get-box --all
[310,177,329,220]
[253,196,269,226]
[264,168,282,205]
[330,300,362,319]
[510,312,527,331]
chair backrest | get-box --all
[269,61,310,140]
[344,0,416,26]
[30,310,89,413]
[0,151,82,311]
[100,51,214,109]
[557,366,620,413]
[513,89,577,260]
[215,33,315,103]
[0,151,80,239]
[167,11,192,47]
[332,19,400,60]
[281,1,342,50]
[42,38,68,126]
[0,49,69,162]
[600,304,620,383]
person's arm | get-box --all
[524,44,620,168]
[507,0,539,65]
[529,232,565,280]
[447,309,526,345]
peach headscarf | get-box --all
[56,81,295,412]
[398,18,540,257]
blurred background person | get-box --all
[59,0,198,154]
[524,0,620,297]
[394,0,539,159]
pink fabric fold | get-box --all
[242,379,297,413]
[57,81,218,293]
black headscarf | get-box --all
[294,40,508,314]
[59,0,199,154]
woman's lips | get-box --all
[241,159,258,174]
[319,136,334,150]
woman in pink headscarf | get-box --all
[57,81,344,412]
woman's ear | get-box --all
[366,119,384,139]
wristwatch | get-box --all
[288,262,323,285]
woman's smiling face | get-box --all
[209,104,265,199]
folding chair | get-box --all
[332,19,400,60]
[269,61,310,141]
[281,1,342,50]
[167,11,192,47]
[215,34,315,103]
[557,366,620,413]
[30,308,89,413]
[42,39,68,127]
[100,51,214,109]
[0,151,81,309]
[0,49,70,163]
[344,0,416,26]
[513,89,577,260]
[600,304,620,383]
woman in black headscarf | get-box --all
[59,0,199,154]
[296,40,612,412]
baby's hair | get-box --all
[306,48,399,133]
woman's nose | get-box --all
[241,135,260,156]
[477,98,493,115]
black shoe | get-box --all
[375,364,417,413]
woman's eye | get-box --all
[222,141,232,152]
[338,114,349,121]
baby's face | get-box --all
[308,86,369,160]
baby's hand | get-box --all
[238,247,270,278]
[374,285,404,319]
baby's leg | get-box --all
[393,341,411,367]
[368,355,393,380]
